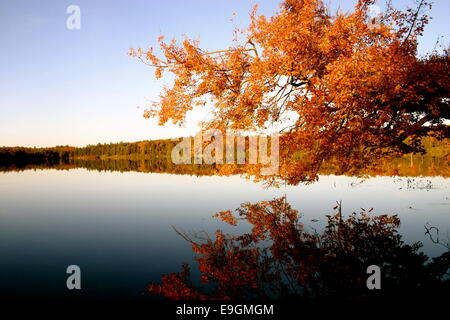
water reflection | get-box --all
[1,154,449,178]
[147,197,449,301]
[0,158,448,300]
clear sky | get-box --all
[0,0,449,147]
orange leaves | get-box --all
[154,67,163,79]
[131,0,448,185]
[213,210,238,226]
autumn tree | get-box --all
[131,0,449,184]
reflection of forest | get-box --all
[0,136,448,177]
[0,155,448,178]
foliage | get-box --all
[131,0,449,184]
[73,139,180,158]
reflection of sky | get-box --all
[0,170,448,299]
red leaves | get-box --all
[213,210,238,226]
[131,0,448,184]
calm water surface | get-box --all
[0,168,448,300]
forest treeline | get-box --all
[74,139,179,158]
[0,146,75,167]
[0,137,448,177]
[1,154,448,179]
[0,139,180,165]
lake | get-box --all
[0,164,449,300]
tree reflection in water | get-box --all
[147,197,449,301]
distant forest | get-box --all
[0,137,448,176]
[0,139,181,166]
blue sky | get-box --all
[0,0,449,147]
